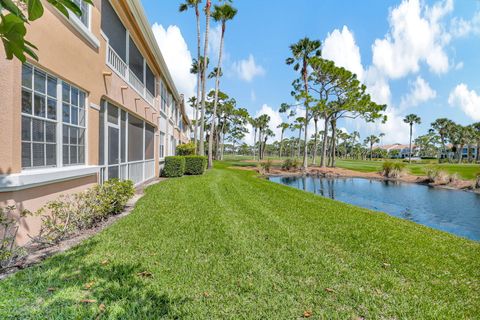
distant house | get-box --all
[375,144,419,159]
[440,144,479,160]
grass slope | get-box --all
[0,163,479,319]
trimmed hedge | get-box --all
[176,142,196,156]
[184,156,207,175]
[163,156,186,177]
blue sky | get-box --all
[143,0,480,144]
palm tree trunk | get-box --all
[279,130,284,158]
[409,124,413,164]
[193,4,201,152]
[302,62,309,170]
[330,119,337,167]
[312,117,318,165]
[476,141,480,162]
[297,128,302,159]
[320,117,329,168]
[199,0,211,157]
[253,128,257,160]
[208,21,226,169]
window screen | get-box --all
[129,37,144,83]
[101,0,126,61]
[146,64,155,96]
[144,123,154,160]
[128,114,144,161]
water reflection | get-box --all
[271,175,480,241]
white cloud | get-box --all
[372,0,452,78]
[448,84,480,121]
[454,61,464,70]
[208,25,222,59]
[152,24,197,100]
[450,11,480,38]
[232,54,266,82]
[400,76,437,109]
[323,26,364,80]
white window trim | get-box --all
[60,5,100,49]
[0,166,101,192]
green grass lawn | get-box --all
[0,162,479,319]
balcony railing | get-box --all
[106,44,156,109]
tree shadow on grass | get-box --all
[2,239,191,319]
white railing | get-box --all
[106,44,155,108]
[128,69,145,97]
[128,161,144,185]
[144,159,155,180]
[107,45,127,78]
[145,90,154,106]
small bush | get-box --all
[1,206,28,270]
[382,161,405,178]
[176,143,196,156]
[475,173,480,189]
[163,156,186,177]
[449,173,459,184]
[184,156,207,175]
[281,158,299,171]
[32,179,135,245]
[425,167,449,185]
[259,159,273,174]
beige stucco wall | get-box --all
[0,0,188,243]
[0,175,97,245]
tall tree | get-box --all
[256,114,271,160]
[207,2,237,168]
[277,122,290,158]
[431,118,455,160]
[473,122,480,162]
[293,117,305,159]
[286,38,321,170]
[198,0,212,156]
[180,0,203,152]
[364,135,380,161]
[403,114,421,163]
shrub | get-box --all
[281,158,299,171]
[475,173,480,189]
[260,159,273,174]
[184,156,207,175]
[176,142,196,156]
[449,173,459,184]
[1,206,28,270]
[163,156,185,177]
[382,161,405,178]
[32,179,135,245]
[425,167,449,185]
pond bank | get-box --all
[233,164,479,193]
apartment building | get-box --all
[0,0,191,243]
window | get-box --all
[21,64,87,169]
[101,0,126,60]
[129,37,144,83]
[128,114,144,162]
[146,64,155,96]
[62,83,86,166]
[159,132,165,159]
[73,0,90,27]
[145,123,155,160]
[160,82,167,113]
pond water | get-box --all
[269,176,480,241]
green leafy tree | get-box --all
[431,118,455,160]
[364,135,380,161]
[0,0,92,61]
[403,114,421,163]
[207,2,237,168]
[286,37,321,170]
[277,122,290,158]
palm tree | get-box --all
[403,114,421,163]
[262,129,275,158]
[256,114,270,160]
[249,117,259,160]
[379,133,385,146]
[286,38,321,170]
[198,0,212,157]
[277,122,290,158]
[471,122,480,162]
[293,117,305,159]
[364,135,380,161]
[207,2,237,169]
[431,118,455,160]
[179,0,202,152]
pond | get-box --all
[269,175,480,241]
